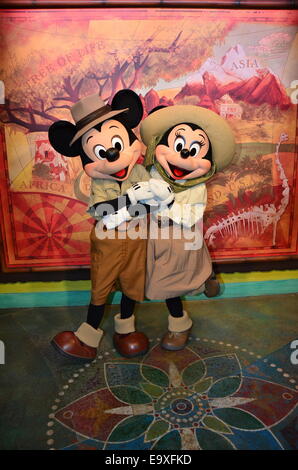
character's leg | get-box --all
[166,297,184,317]
[51,303,104,362]
[120,293,136,319]
[161,297,193,351]
[51,227,122,362]
[87,302,105,328]
[204,271,220,297]
[113,293,149,358]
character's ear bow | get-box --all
[111,89,143,129]
[48,121,81,157]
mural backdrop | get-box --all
[0,8,297,269]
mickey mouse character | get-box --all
[48,90,173,360]
[141,105,235,351]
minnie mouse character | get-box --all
[48,89,174,360]
[141,105,235,351]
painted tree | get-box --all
[0,17,233,132]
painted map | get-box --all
[0,8,297,268]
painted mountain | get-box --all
[219,69,291,109]
[175,45,291,111]
[140,89,174,116]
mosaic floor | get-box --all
[0,293,297,450]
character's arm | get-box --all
[91,183,155,229]
[147,178,175,209]
[92,182,154,217]
[93,166,174,216]
[157,185,207,228]
[97,201,155,231]
[92,195,153,230]
[92,195,130,215]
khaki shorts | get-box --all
[90,226,147,305]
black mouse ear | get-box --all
[111,89,143,129]
[148,105,167,115]
[48,121,81,157]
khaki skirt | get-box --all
[146,224,212,300]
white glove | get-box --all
[139,197,159,207]
[102,207,132,229]
[149,179,175,207]
[126,181,154,205]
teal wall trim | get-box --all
[0,279,297,309]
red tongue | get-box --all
[173,167,185,177]
[114,168,126,178]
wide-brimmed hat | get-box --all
[69,93,129,146]
[141,105,235,171]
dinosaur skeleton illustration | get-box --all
[204,133,289,247]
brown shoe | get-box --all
[113,331,149,358]
[161,328,192,351]
[204,273,220,297]
[161,311,192,351]
[51,331,97,361]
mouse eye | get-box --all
[111,136,124,152]
[189,142,201,157]
[93,144,107,160]
[174,136,185,153]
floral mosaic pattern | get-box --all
[53,343,298,450]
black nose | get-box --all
[180,148,190,159]
[106,147,120,162]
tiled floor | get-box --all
[0,293,297,450]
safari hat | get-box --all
[70,93,128,146]
[141,105,235,171]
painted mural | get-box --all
[0,8,297,268]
